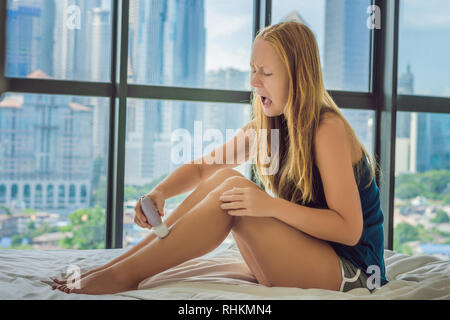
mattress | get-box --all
[0,238,449,300]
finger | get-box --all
[134,215,144,228]
[53,278,66,284]
[220,201,245,210]
[220,194,244,202]
[223,187,246,195]
[136,214,152,229]
[227,209,248,216]
[140,206,155,229]
[134,209,148,227]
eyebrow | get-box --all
[249,62,267,69]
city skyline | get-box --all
[0,0,448,253]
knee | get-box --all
[209,175,249,198]
[209,168,245,184]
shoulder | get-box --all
[314,112,347,147]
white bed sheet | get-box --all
[0,240,449,300]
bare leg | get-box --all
[53,168,244,286]
[56,175,246,294]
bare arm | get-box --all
[153,118,257,198]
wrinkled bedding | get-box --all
[0,239,449,300]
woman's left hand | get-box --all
[219,187,275,218]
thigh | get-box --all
[232,215,342,291]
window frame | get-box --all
[1,0,449,249]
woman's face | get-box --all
[250,38,289,117]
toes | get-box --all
[57,285,67,293]
[53,278,66,284]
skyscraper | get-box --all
[324,0,373,153]
[6,0,55,77]
[126,0,206,185]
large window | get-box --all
[341,109,375,156]
[122,98,251,248]
[398,0,450,98]
[0,92,109,249]
[271,0,372,92]
[1,1,449,251]
[128,0,253,91]
[5,0,112,82]
[394,112,450,259]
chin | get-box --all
[263,108,283,117]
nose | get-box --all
[250,72,262,88]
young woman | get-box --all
[52,21,387,294]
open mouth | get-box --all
[261,96,272,107]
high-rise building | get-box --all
[90,7,111,162]
[126,0,206,185]
[397,64,449,173]
[6,0,55,77]
[0,88,93,212]
[324,0,373,153]
[324,0,371,92]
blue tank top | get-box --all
[304,152,388,286]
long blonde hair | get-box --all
[250,21,380,206]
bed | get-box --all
[0,237,449,300]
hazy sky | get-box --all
[205,0,450,97]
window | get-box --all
[5,0,112,82]
[341,109,375,156]
[122,98,252,248]
[0,92,110,250]
[127,0,253,91]
[271,0,372,92]
[398,0,450,98]
[394,112,450,259]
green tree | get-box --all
[443,194,450,205]
[27,220,36,231]
[58,207,106,250]
[394,223,419,245]
[431,210,450,223]
[395,170,450,201]
[420,170,450,199]
[0,205,12,216]
[22,208,36,214]
[395,182,423,199]
[11,234,23,247]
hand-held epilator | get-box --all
[140,195,169,238]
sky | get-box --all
[205,0,450,98]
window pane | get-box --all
[128,0,253,91]
[342,109,375,155]
[394,112,450,259]
[123,98,251,248]
[5,0,112,81]
[398,0,450,98]
[271,0,372,92]
[0,92,110,250]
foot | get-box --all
[52,267,137,295]
[52,267,101,285]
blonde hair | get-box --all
[250,21,380,206]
